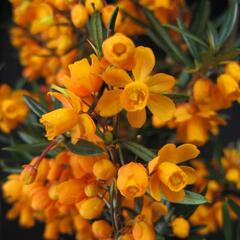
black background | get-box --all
[0,0,239,239]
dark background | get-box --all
[0,0,239,239]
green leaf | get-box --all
[222,201,232,240]
[89,11,105,57]
[18,131,42,144]
[0,161,22,173]
[216,48,240,62]
[190,0,210,35]
[207,22,219,50]
[218,0,238,48]
[143,8,191,66]
[228,198,240,216]
[23,95,47,117]
[177,71,191,89]
[178,190,208,205]
[31,81,48,108]
[163,22,208,48]
[65,139,104,156]
[107,6,119,37]
[122,141,155,162]
[3,143,48,154]
[164,93,189,103]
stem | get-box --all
[33,138,59,168]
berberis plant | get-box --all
[1,0,240,239]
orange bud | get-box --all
[20,165,38,185]
[92,220,112,239]
[71,4,88,28]
[93,158,116,180]
[85,0,103,14]
[171,217,190,239]
[84,183,100,197]
[117,162,148,199]
[76,197,104,219]
[132,221,155,240]
[102,5,122,29]
[57,179,85,205]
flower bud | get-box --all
[93,158,116,180]
[102,5,122,29]
[92,220,112,239]
[171,217,190,239]
[76,197,104,219]
[132,221,155,240]
[20,165,38,185]
[85,0,103,14]
[84,183,100,197]
[117,162,148,199]
[71,4,88,28]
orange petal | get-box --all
[147,73,175,93]
[157,143,176,163]
[95,89,123,117]
[161,185,185,203]
[148,156,160,174]
[180,166,197,185]
[102,67,132,87]
[48,92,72,109]
[127,108,146,128]
[149,173,162,201]
[174,144,200,164]
[132,47,155,81]
[147,94,175,121]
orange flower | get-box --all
[71,4,88,28]
[132,220,155,240]
[92,220,112,239]
[96,46,175,128]
[63,55,102,97]
[117,162,148,199]
[171,217,190,239]
[93,158,116,180]
[148,144,200,202]
[85,0,103,14]
[102,33,136,70]
[40,90,96,143]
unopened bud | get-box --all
[20,165,38,185]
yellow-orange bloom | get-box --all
[85,0,103,14]
[102,5,123,29]
[40,91,96,143]
[148,144,199,202]
[117,162,148,199]
[171,217,190,239]
[225,62,240,82]
[97,46,175,128]
[102,33,135,70]
[63,55,102,97]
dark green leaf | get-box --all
[190,0,210,35]
[143,8,191,66]
[89,11,105,57]
[178,190,208,205]
[218,1,238,48]
[65,139,104,156]
[163,22,208,48]
[207,22,218,50]
[31,81,48,108]
[177,71,191,89]
[164,93,189,103]
[0,161,22,173]
[18,131,42,144]
[122,141,155,162]
[107,6,119,36]
[222,201,232,240]
[3,143,48,153]
[15,78,27,89]
[228,198,240,216]
[216,48,240,62]
[23,95,47,117]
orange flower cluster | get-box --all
[3,142,200,239]
[0,84,29,133]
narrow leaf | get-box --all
[222,201,232,240]
[3,143,48,153]
[228,198,240,216]
[178,190,208,205]
[218,1,238,48]
[190,0,210,35]
[23,95,47,117]
[89,11,105,57]
[122,141,155,162]
[143,8,191,66]
[107,6,119,36]
[65,139,104,156]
